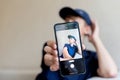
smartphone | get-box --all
[54,22,86,77]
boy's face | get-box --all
[65,16,90,40]
[69,38,75,44]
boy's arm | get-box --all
[88,20,118,78]
[93,37,118,78]
[62,47,73,59]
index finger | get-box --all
[47,40,57,50]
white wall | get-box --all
[0,0,120,79]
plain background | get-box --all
[0,0,120,76]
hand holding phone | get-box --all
[54,22,86,76]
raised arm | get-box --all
[62,47,73,59]
[88,20,118,78]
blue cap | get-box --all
[68,35,76,41]
[59,7,92,26]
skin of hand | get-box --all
[44,41,59,71]
[85,20,100,43]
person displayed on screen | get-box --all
[61,35,81,60]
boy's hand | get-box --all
[44,41,59,71]
[43,41,86,71]
[88,20,100,44]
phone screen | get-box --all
[54,22,86,76]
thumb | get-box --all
[82,44,86,50]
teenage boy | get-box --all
[36,7,118,80]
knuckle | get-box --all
[44,46,48,52]
[44,46,52,53]
[44,53,52,62]
[47,40,54,46]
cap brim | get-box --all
[59,7,79,20]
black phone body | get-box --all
[54,22,86,77]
